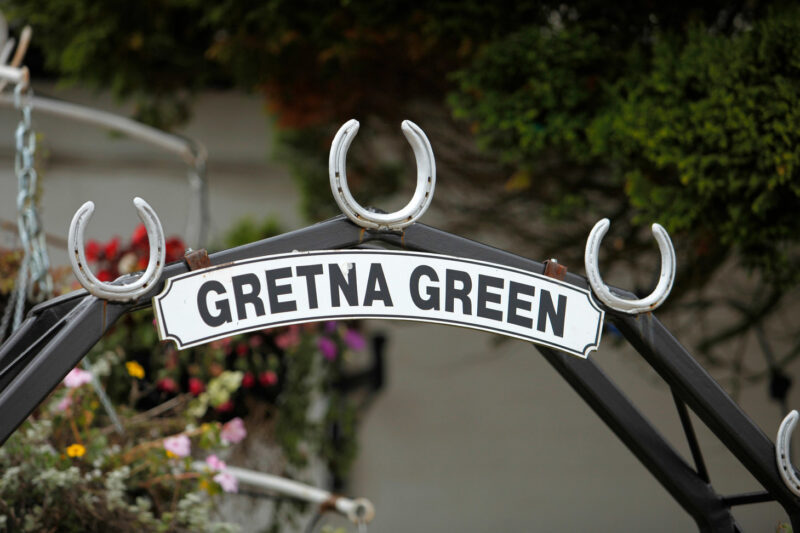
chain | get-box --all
[0,281,15,340]
[1,82,53,338]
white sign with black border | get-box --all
[153,250,604,358]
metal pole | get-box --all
[612,312,800,528]
[0,93,209,246]
[191,462,375,523]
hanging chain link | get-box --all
[1,82,53,338]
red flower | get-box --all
[236,343,248,357]
[104,237,120,260]
[131,224,148,247]
[165,237,185,263]
[259,370,278,387]
[137,255,149,271]
[188,377,205,396]
[97,270,112,282]
[242,372,255,388]
[158,377,178,393]
[85,240,101,262]
[216,400,234,413]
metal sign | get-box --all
[153,250,604,357]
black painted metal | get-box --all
[0,214,798,531]
[673,389,710,483]
[537,345,736,531]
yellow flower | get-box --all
[66,443,85,458]
[126,361,145,379]
[166,450,178,459]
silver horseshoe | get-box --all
[777,410,800,497]
[329,119,436,230]
[584,218,676,314]
[68,197,165,302]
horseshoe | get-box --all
[329,119,436,230]
[777,410,800,497]
[68,197,165,302]
[584,218,676,314]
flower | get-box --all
[221,417,247,444]
[249,335,263,348]
[213,471,238,493]
[318,337,338,361]
[205,454,226,471]
[118,252,139,274]
[131,223,148,247]
[259,370,277,387]
[97,270,112,282]
[215,400,233,413]
[126,361,145,379]
[157,377,178,393]
[275,325,300,349]
[188,377,206,396]
[324,321,338,333]
[63,368,93,388]
[235,343,248,357]
[54,396,72,412]
[66,443,86,458]
[344,329,366,351]
[242,372,255,388]
[104,237,120,260]
[165,237,185,262]
[85,240,101,262]
[163,435,191,458]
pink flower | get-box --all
[344,329,366,351]
[158,377,178,393]
[318,337,337,361]
[275,325,300,349]
[53,395,72,412]
[205,454,227,471]
[213,471,238,493]
[63,368,93,389]
[242,372,255,388]
[324,321,338,333]
[163,435,191,458]
[221,417,247,444]
[249,335,263,348]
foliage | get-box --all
[0,359,241,532]
[0,213,367,530]
[7,1,800,375]
[80,219,365,529]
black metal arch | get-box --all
[0,215,797,531]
